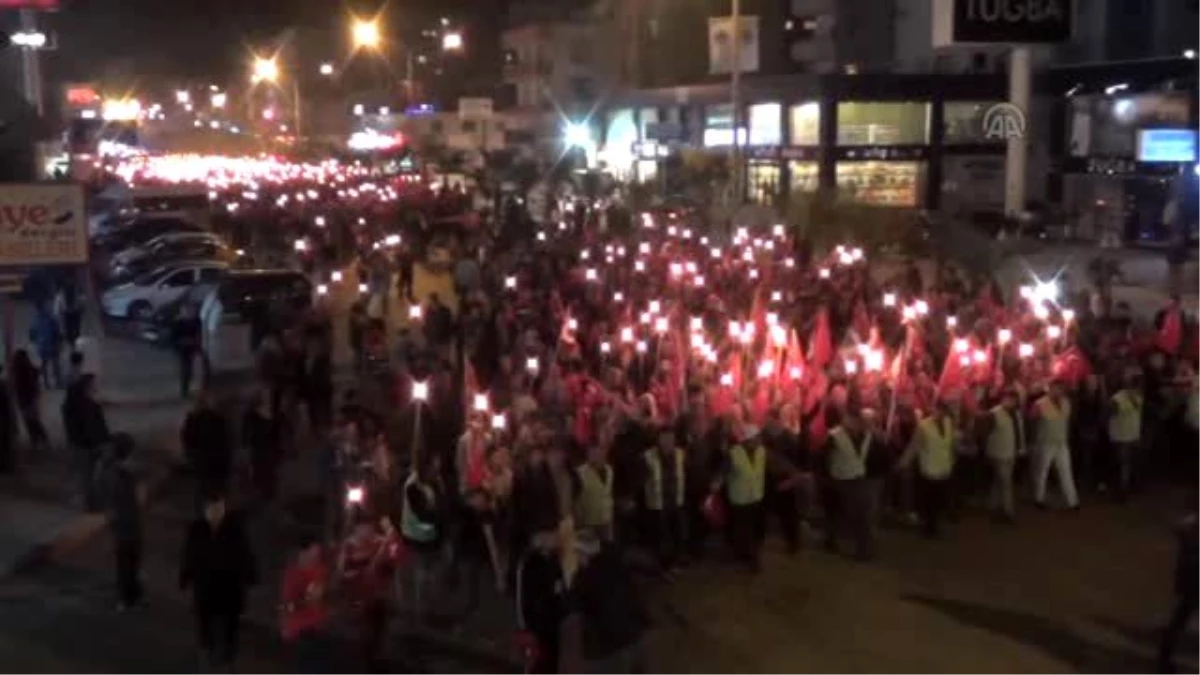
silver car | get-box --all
[101,260,228,320]
[109,231,224,271]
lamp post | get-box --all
[250,55,302,138]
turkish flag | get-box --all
[809,307,833,369]
[1157,307,1183,355]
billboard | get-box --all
[934,0,1073,45]
[1137,129,1199,163]
[0,184,87,265]
[708,15,759,75]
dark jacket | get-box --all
[517,548,566,633]
[171,316,203,354]
[512,464,563,548]
[179,512,258,612]
[61,385,109,450]
[101,460,141,542]
[181,407,233,484]
[575,546,648,660]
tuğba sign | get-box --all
[935,0,1073,45]
[0,184,88,266]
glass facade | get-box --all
[1067,92,1191,157]
[789,102,820,145]
[788,161,819,193]
[836,161,925,206]
[748,103,782,146]
[943,101,1005,144]
[837,102,930,145]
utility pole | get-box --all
[18,9,44,117]
[728,0,743,207]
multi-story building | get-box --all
[500,1,615,155]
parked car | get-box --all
[101,260,228,320]
[138,269,312,344]
[109,235,234,283]
[109,231,223,271]
[91,216,203,255]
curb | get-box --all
[3,464,177,577]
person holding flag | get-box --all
[1031,379,1080,511]
[898,401,957,538]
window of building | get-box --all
[789,102,820,145]
[943,101,1004,144]
[748,102,782,146]
[703,104,745,147]
[639,107,659,141]
[836,161,925,206]
[837,102,929,145]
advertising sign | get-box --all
[1136,129,1199,163]
[458,97,494,121]
[708,15,759,75]
[934,0,1073,45]
[0,184,88,265]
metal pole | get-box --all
[293,79,302,138]
[18,9,43,117]
[729,0,742,207]
[1003,46,1031,218]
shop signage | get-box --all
[746,146,780,160]
[780,147,819,161]
[982,103,1026,140]
[1062,156,1186,177]
[837,146,930,161]
[1136,129,1198,163]
[645,122,685,143]
[933,0,1072,45]
[0,184,88,265]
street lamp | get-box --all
[251,56,279,84]
[351,17,382,50]
[319,62,334,76]
[210,91,227,108]
[442,31,463,51]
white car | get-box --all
[101,261,227,320]
[109,231,223,270]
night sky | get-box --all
[38,0,499,85]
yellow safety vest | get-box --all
[1108,389,1143,444]
[827,427,870,480]
[575,463,614,527]
[643,449,685,511]
[986,405,1020,460]
[727,443,766,506]
[1036,396,1071,448]
[915,417,955,479]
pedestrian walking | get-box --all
[640,426,686,575]
[725,424,767,571]
[97,433,142,611]
[899,401,956,538]
[62,373,109,510]
[179,492,258,671]
[53,282,84,347]
[980,388,1024,522]
[280,535,334,673]
[825,408,876,559]
[243,388,282,502]
[11,350,49,456]
[181,390,233,501]
[516,528,568,674]
[1107,371,1144,500]
[1031,380,1080,510]
[574,537,649,674]
[29,303,62,389]
[171,303,206,399]
[1157,510,1198,673]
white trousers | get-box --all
[1033,443,1079,507]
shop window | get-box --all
[789,102,820,145]
[835,161,925,207]
[1069,92,1191,158]
[748,161,781,204]
[788,161,819,194]
[837,102,929,145]
[638,107,659,141]
[944,101,1004,144]
[748,103,782,146]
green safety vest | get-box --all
[727,443,766,506]
[827,426,870,480]
[916,417,955,479]
[1108,389,1143,443]
[643,449,685,511]
[986,405,1021,460]
[1036,396,1071,448]
[401,474,437,543]
[575,463,614,527]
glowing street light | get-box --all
[442,31,464,51]
[319,62,335,76]
[351,17,382,50]
[210,92,227,109]
[251,56,280,84]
